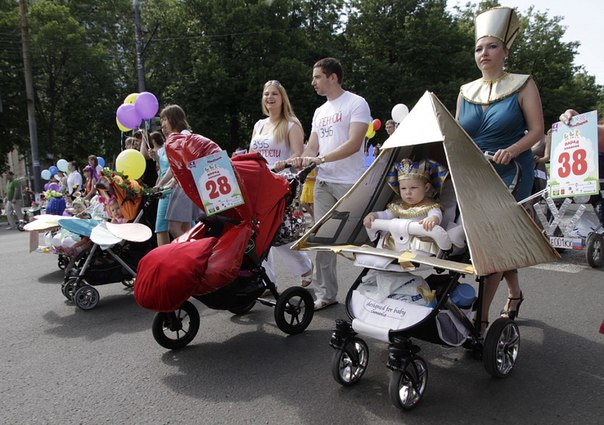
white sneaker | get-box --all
[314,298,337,311]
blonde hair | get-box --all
[261,81,301,147]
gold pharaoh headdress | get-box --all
[475,6,520,49]
[387,159,448,194]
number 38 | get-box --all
[557,148,588,178]
[206,176,232,199]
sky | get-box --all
[449,0,603,85]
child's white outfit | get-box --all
[367,199,450,256]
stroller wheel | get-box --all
[331,337,369,386]
[483,317,519,378]
[274,287,314,335]
[17,221,25,232]
[61,277,79,301]
[152,301,200,350]
[586,233,604,268]
[73,285,100,311]
[58,255,69,270]
[388,355,428,411]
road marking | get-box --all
[529,262,587,273]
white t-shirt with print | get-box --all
[311,90,371,184]
[250,118,296,168]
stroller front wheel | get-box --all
[73,285,100,311]
[58,254,69,270]
[483,317,520,378]
[274,287,314,335]
[388,355,428,411]
[331,337,369,386]
[61,277,80,301]
[152,301,200,349]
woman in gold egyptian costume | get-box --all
[456,7,544,328]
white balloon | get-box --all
[391,103,409,123]
[56,159,69,172]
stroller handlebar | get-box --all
[483,150,521,195]
[280,162,317,185]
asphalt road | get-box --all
[1,227,602,425]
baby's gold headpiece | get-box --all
[387,159,448,195]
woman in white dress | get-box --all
[249,80,313,287]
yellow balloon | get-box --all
[115,149,146,180]
[365,122,374,137]
[124,92,139,104]
[366,128,376,139]
[116,117,132,132]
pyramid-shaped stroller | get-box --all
[291,92,559,410]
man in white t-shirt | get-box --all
[292,57,371,310]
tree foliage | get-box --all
[0,0,602,173]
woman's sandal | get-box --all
[500,291,524,320]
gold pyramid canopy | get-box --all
[293,91,559,275]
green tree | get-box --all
[0,0,28,174]
[142,0,343,151]
[344,0,475,140]
[28,0,131,164]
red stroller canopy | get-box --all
[135,136,291,312]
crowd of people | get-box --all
[3,6,602,333]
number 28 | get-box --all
[205,176,232,199]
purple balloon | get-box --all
[48,183,60,191]
[134,92,159,120]
[44,183,50,190]
[116,103,142,129]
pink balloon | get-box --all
[134,92,159,120]
[116,104,142,129]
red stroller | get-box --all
[134,133,315,349]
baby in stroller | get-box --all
[355,158,465,273]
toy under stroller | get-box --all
[291,92,559,410]
[134,133,315,349]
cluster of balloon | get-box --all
[391,103,409,123]
[116,91,159,132]
[365,118,382,139]
[40,156,104,181]
[115,149,146,180]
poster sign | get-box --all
[189,151,245,216]
[549,110,599,198]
